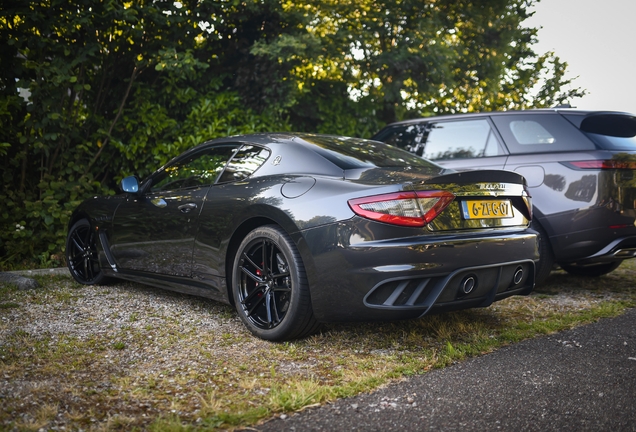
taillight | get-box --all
[565,160,636,170]
[348,191,455,227]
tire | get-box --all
[232,225,318,341]
[560,261,622,277]
[532,221,555,286]
[66,219,107,285]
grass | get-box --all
[1,260,635,431]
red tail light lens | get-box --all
[348,191,455,227]
[565,160,636,170]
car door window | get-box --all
[151,145,239,192]
[491,114,596,154]
[423,120,504,161]
[217,145,271,183]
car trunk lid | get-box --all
[413,169,533,231]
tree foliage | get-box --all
[0,0,583,268]
[254,0,584,124]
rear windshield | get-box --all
[298,134,440,170]
[371,124,425,152]
[563,113,636,151]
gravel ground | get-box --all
[0,276,257,430]
[1,263,635,431]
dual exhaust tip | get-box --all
[459,266,524,295]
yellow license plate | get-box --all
[461,200,514,219]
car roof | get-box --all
[381,109,636,127]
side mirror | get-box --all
[120,176,140,193]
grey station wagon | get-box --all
[372,109,636,284]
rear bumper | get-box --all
[365,259,535,317]
[568,235,636,265]
[297,219,538,322]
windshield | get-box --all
[297,134,440,170]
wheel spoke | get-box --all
[83,230,92,250]
[261,239,269,275]
[241,252,263,275]
[82,256,90,279]
[264,291,274,327]
[71,235,84,253]
[272,284,291,293]
[242,284,266,304]
[240,264,263,284]
[245,292,266,316]
[271,271,290,280]
[268,241,275,276]
[69,251,84,265]
[270,292,281,324]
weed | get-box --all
[113,341,126,350]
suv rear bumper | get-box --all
[569,235,636,265]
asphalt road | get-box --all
[256,308,636,432]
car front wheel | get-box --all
[66,219,106,285]
[232,225,318,341]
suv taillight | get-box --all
[348,191,455,227]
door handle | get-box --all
[178,203,198,213]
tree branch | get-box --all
[83,65,140,176]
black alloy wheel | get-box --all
[560,261,622,277]
[66,219,106,285]
[232,225,318,341]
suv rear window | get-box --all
[491,114,596,154]
[563,114,636,151]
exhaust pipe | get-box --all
[513,266,524,285]
[460,275,476,295]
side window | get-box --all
[491,114,596,154]
[150,145,239,192]
[423,119,504,161]
[372,124,425,154]
[509,120,555,144]
[217,145,271,183]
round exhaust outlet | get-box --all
[460,275,477,295]
[513,266,524,285]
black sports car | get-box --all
[66,133,538,341]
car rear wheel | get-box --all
[232,225,318,341]
[532,221,554,285]
[66,219,106,285]
[560,261,622,277]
